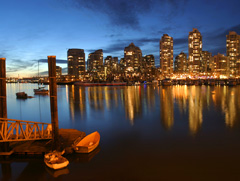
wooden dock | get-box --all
[6,129,85,156]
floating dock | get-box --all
[6,129,86,156]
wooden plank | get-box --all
[0,150,13,156]
[3,129,85,154]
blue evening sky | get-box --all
[1,0,240,77]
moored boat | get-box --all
[34,87,49,94]
[228,79,237,86]
[134,82,141,86]
[73,131,100,153]
[162,79,172,86]
[208,80,215,86]
[16,92,28,99]
[219,80,226,86]
[44,151,69,170]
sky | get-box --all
[1,0,240,77]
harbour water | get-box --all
[1,83,240,180]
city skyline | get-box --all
[1,0,240,77]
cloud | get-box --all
[6,59,36,73]
[203,24,240,55]
[39,67,68,76]
[87,24,240,61]
[85,37,160,59]
[0,54,5,58]
[37,59,68,64]
[105,33,123,38]
[157,26,175,35]
[69,0,189,29]
[6,58,67,76]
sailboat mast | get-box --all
[38,60,39,85]
[38,60,40,88]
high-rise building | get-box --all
[188,28,202,74]
[174,52,187,74]
[87,49,103,73]
[226,31,240,76]
[142,55,155,69]
[201,51,213,74]
[112,57,119,73]
[104,56,112,75]
[236,56,240,76]
[67,49,85,78]
[213,53,230,77]
[56,66,62,78]
[160,34,173,75]
[119,58,126,73]
[124,43,142,73]
[142,55,155,80]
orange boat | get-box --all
[73,131,100,153]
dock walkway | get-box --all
[8,129,86,155]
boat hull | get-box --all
[34,88,49,94]
[44,158,69,170]
[16,92,28,99]
[73,131,100,153]
[74,141,100,153]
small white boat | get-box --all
[34,87,49,94]
[44,151,69,170]
[73,131,100,153]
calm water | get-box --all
[1,83,240,180]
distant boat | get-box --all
[44,151,69,170]
[34,87,49,94]
[162,79,172,86]
[208,80,215,86]
[219,81,226,86]
[228,79,237,86]
[16,92,28,99]
[34,60,49,94]
[73,131,100,153]
[134,82,141,86]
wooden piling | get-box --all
[47,56,60,151]
[0,58,9,153]
[0,58,7,118]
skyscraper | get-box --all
[226,31,240,76]
[104,56,112,75]
[213,53,230,77]
[188,28,202,74]
[174,52,187,74]
[160,34,173,75]
[56,66,62,78]
[143,54,155,69]
[67,49,85,79]
[142,55,155,80]
[201,51,213,74]
[124,43,142,73]
[112,57,119,73]
[87,49,103,73]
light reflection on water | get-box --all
[2,83,240,180]
[5,83,240,137]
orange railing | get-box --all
[0,118,52,142]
